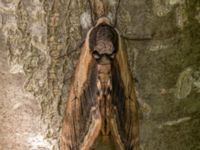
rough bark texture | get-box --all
[0,0,200,150]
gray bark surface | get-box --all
[0,0,200,150]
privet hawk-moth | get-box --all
[60,17,139,150]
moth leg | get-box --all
[80,106,102,150]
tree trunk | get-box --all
[0,0,200,150]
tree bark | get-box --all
[0,0,200,150]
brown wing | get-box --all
[110,37,140,150]
[60,38,102,150]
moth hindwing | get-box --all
[60,17,139,150]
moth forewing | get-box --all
[72,33,93,96]
[60,28,98,149]
[112,34,140,149]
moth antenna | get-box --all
[122,35,153,41]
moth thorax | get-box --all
[89,23,119,64]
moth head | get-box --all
[89,20,118,65]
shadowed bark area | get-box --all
[0,0,200,150]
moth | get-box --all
[60,17,139,150]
